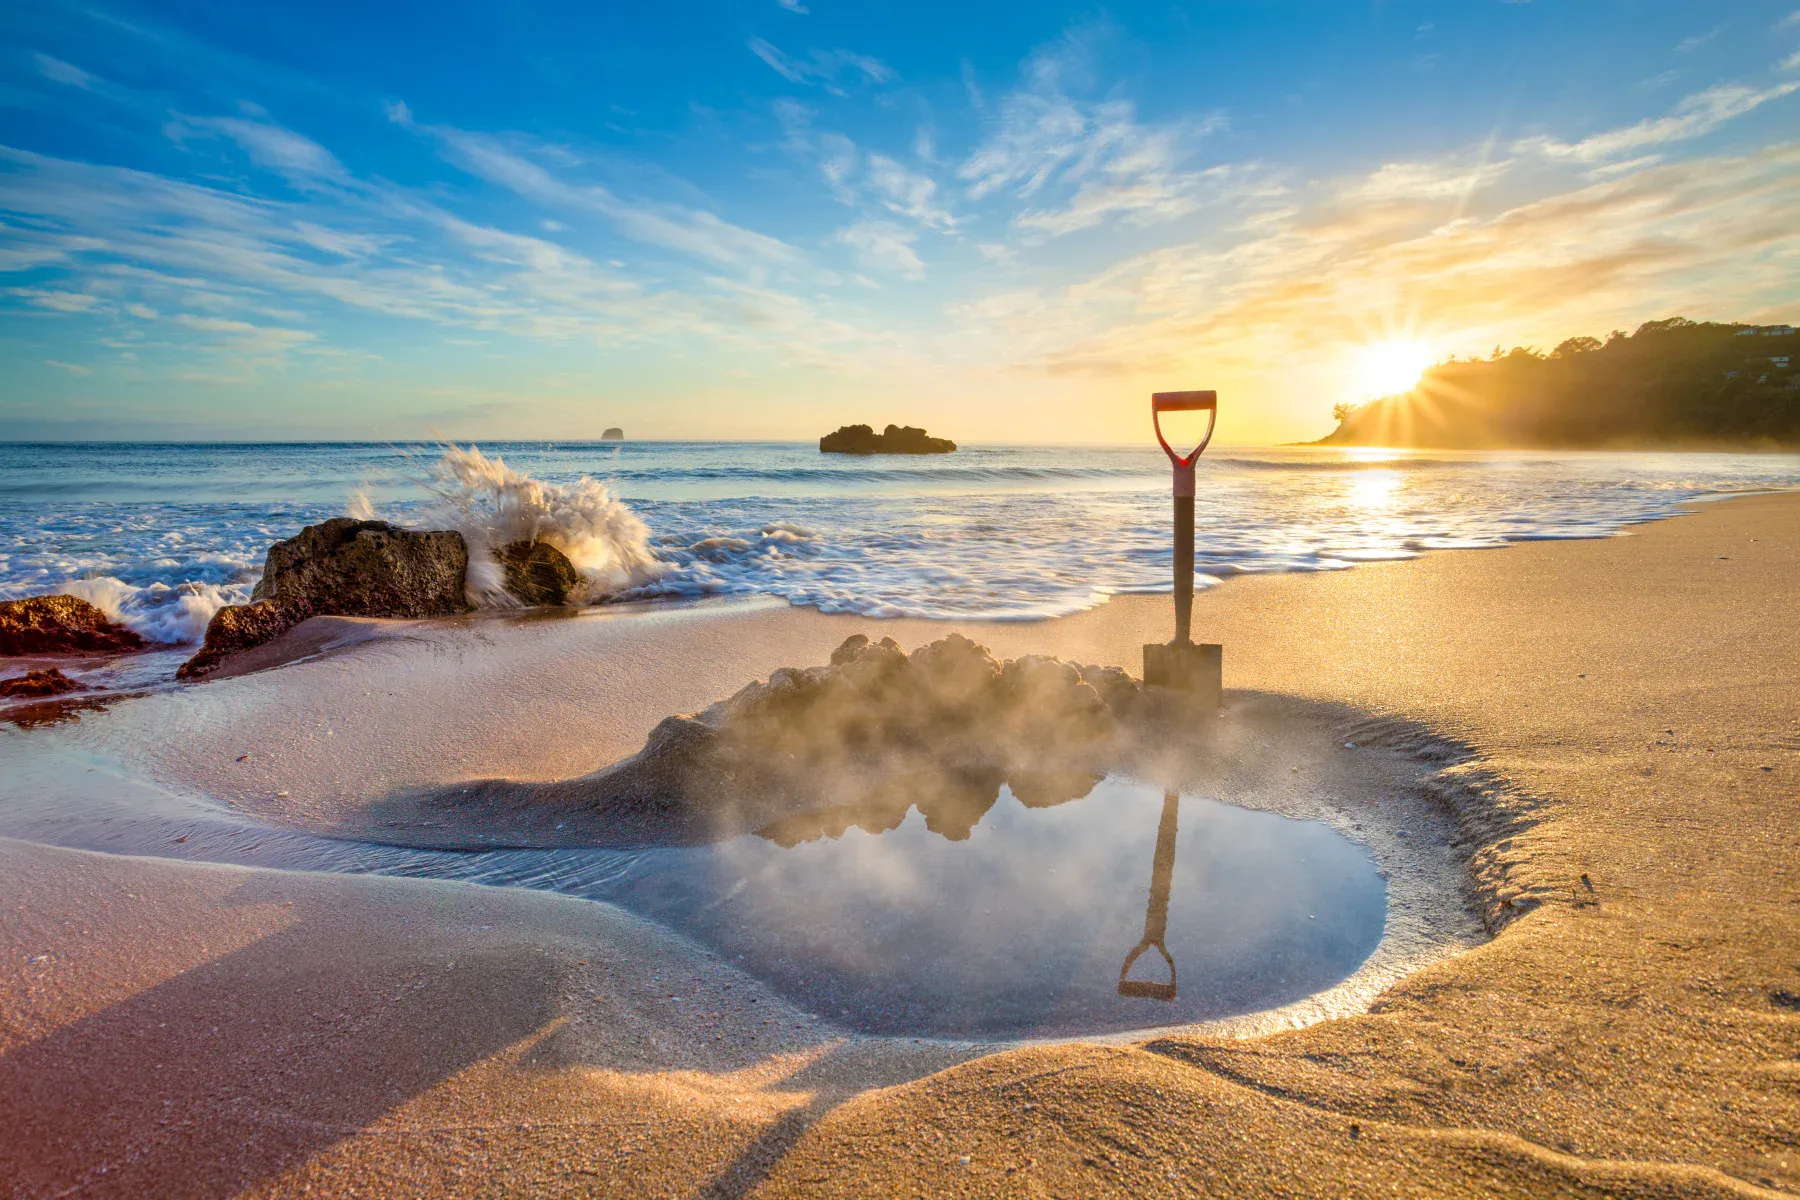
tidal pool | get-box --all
[606,775,1386,1038]
[0,739,1386,1040]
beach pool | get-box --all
[0,734,1389,1040]
[600,774,1387,1038]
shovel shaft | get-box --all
[1173,491,1194,645]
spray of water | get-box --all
[60,576,242,646]
[408,444,670,608]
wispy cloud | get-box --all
[33,54,96,90]
[9,287,105,313]
[45,359,92,375]
[1675,28,1719,53]
[166,111,348,185]
[775,0,808,11]
[960,30,1226,237]
[395,108,803,269]
[747,37,894,93]
[1516,79,1800,161]
[836,220,925,280]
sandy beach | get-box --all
[3,490,1798,1198]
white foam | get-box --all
[416,445,671,607]
[61,576,244,645]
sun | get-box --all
[1355,339,1436,398]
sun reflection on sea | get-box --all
[1350,469,1400,510]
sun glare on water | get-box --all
[1355,339,1436,398]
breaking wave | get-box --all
[59,576,245,646]
[410,444,671,608]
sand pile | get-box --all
[376,632,1167,847]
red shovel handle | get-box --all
[1151,390,1217,469]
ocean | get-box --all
[2,440,1797,646]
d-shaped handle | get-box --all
[1151,390,1218,470]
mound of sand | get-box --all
[373,632,1178,847]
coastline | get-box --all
[3,491,1798,1196]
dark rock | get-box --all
[497,540,580,606]
[0,595,146,656]
[180,517,469,679]
[819,424,956,455]
[252,518,468,617]
[177,599,311,680]
[601,427,625,440]
[0,667,87,699]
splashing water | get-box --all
[418,444,669,608]
[58,576,239,646]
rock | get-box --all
[601,427,625,441]
[0,595,146,656]
[176,599,311,680]
[252,518,468,617]
[496,540,580,606]
[0,667,86,699]
[179,517,469,679]
[819,424,956,455]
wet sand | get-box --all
[4,491,1799,1196]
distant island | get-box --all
[820,424,957,455]
[601,427,624,441]
[1320,319,1798,449]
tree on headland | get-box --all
[1320,319,1800,449]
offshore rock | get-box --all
[819,424,956,455]
[180,518,470,679]
[0,667,87,699]
[0,595,146,656]
[497,539,581,606]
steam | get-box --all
[384,631,1177,848]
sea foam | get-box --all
[419,444,670,608]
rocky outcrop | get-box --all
[601,427,624,441]
[819,424,956,454]
[0,667,86,699]
[497,540,580,606]
[252,518,468,616]
[0,595,146,656]
[179,518,469,680]
[176,599,311,680]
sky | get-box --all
[1,1,1798,445]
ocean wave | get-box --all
[3,442,1796,636]
[60,576,247,645]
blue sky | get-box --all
[2,1,1797,443]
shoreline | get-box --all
[3,491,1798,1196]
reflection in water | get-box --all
[756,767,1102,847]
[0,691,143,730]
[610,776,1387,1038]
[1118,791,1180,1001]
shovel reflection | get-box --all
[1118,790,1180,1001]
